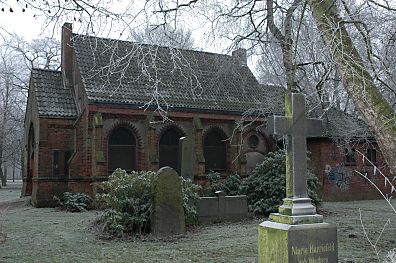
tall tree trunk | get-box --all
[0,107,6,189]
[12,162,15,182]
[0,73,10,188]
[310,0,396,175]
[1,166,7,186]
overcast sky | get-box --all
[0,8,48,40]
[0,4,220,51]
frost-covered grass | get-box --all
[323,200,396,263]
[0,187,21,202]
[0,199,394,263]
[0,206,257,263]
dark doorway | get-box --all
[159,128,182,170]
[108,127,137,173]
[204,129,227,172]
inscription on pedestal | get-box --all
[288,222,337,263]
[291,243,336,263]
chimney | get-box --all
[61,23,73,86]
[232,48,247,67]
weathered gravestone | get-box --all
[258,93,338,263]
[178,136,194,180]
[151,167,186,237]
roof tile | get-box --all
[30,69,77,118]
[72,34,283,114]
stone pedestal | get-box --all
[258,221,337,263]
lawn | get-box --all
[0,186,22,202]
[0,192,395,263]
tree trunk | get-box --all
[310,0,396,175]
[12,162,15,182]
[1,166,7,186]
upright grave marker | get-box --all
[178,136,194,180]
[151,167,186,237]
[259,93,338,263]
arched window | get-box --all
[108,127,136,173]
[159,128,181,170]
[204,129,227,171]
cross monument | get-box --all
[267,92,323,221]
[258,92,338,263]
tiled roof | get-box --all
[72,34,282,114]
[321,108,373,139]
[258,84,285,115]
[30,68,77,118]
[270,94,372,139]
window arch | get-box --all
[158,128,182,170]
[204,129,227,172]
[108,127,137,173]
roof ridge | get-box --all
[71,33,232,59]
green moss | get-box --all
[285,152,293,198]
[193,117,203,130]
[258,223,288,263]
[95,150,104,163]
[93,113,102,127]
[145,113,155,128]
[284,93,294,199]
[269,213,323,225]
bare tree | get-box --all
[8,36,61,71]
[310,0,396,174]
[0,44,26,187]
[130,25,195,49]
[0,32,61,186]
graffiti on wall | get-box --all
[325,165,352,191]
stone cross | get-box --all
[268,93,323,217]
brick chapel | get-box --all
[23,23,392,207]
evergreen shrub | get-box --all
[97,169,199,236]
[240,150,321,215]
[201,171,242,196]
[54,192,92,212]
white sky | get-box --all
[0,8,51,40]
[0,3,223,51]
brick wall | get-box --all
[88,104,264,181]
[307,138,392,201]
[31,117,75,206]
[29,101,394,207]
[22,86,40,196]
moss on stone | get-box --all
[93,113,102,127]
[193,117,203,130]
[258,223,288,263]
[95,150,104,163]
